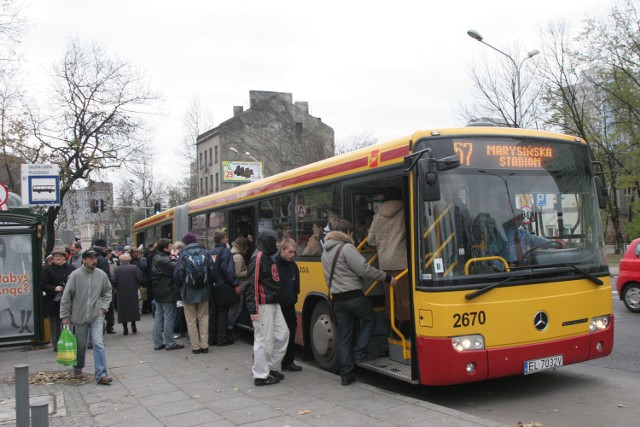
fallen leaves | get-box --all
[296,409,312,416]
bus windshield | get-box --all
[417,137,605,286]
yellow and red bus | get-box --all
[134,127,613,385]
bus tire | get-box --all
[622,282,640,313]
[309,301,339,373]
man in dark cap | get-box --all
[245,230,289,386]
[60,250,113,385]
[93,238,116,334]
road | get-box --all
[357,290,640,427]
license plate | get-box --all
[523,354,563,375]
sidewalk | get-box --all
[0,315,504,427]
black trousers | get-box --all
[209,302,231,345]
[280,304,297,367]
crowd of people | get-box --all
[40,230,303,387]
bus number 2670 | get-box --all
[453,311,486,328]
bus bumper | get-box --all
[416,320,614,386]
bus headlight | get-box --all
[589,315,610,332]
[451,334,485,352]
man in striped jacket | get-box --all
[245,230,289,386]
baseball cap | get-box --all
[82,250,98,259]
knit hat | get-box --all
[182,232,198,245]
[50,246,67,256]
[93,239,108,248]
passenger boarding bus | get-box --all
[134,127,613,385]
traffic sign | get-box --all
[21,164,61,206]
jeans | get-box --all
[228,291,245,330]
[333,294,376,379]
[153,301,178,348]
[74,316,108,382]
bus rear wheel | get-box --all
[310,301,339,373]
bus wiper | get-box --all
[567,264,603,286]
[465,275,516,300]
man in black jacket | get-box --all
[274,238,302,372]
[93,239,116,334]
[151,238,184,351]
[245,230,289,386]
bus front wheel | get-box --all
[310,302,339,373]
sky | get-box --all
[18,0,613,177]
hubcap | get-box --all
[626,287,640,309]
[312,313,334,356]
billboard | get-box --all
[0,234,35,340]
[222,160,263,183]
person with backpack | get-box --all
[174,233,213,354]
[209,231,239,346]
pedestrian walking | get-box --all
[59,250,113,385]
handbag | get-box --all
[56,325,77,366]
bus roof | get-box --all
[134,127,584,231]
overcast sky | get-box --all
[20,0,612,176]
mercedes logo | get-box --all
[534,311,549,331]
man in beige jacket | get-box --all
[367,187,411,337]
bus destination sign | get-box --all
[454,141,554,169]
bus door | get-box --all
[346,177,412,368]
[228,206,256,249]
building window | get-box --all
[200,178,203,195]
[209,148,213,165]
[296,122,303,133]
[205,175,209,194]
[199,152,203,168]
[204,150,208,168]
[215,173,219,192]
[214,146,219,164]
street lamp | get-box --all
[467,29,539,127]
[229,147,258,162]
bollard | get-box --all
[30,401,49,427]
[15,364,30,427]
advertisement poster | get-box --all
[0,234,34,339]
[222,160,263,183]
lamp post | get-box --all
[229,147,258,162]
[467,29,539,127]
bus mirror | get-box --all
[594,176,607,209]
[436,155,461,171]
[418,158,441,201]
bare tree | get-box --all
[458,44,542,128]
[176,98,214,199]
[126,147,156,218]
[0,0,25,62]
[25,38,158,253]
[335,130,377,155]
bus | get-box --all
[134,127,613,385]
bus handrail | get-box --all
[389,268,411,359]
[464,256,510,275]
[424,232,455,270]
[422,203,453,239]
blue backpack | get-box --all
[184,251,209,289]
